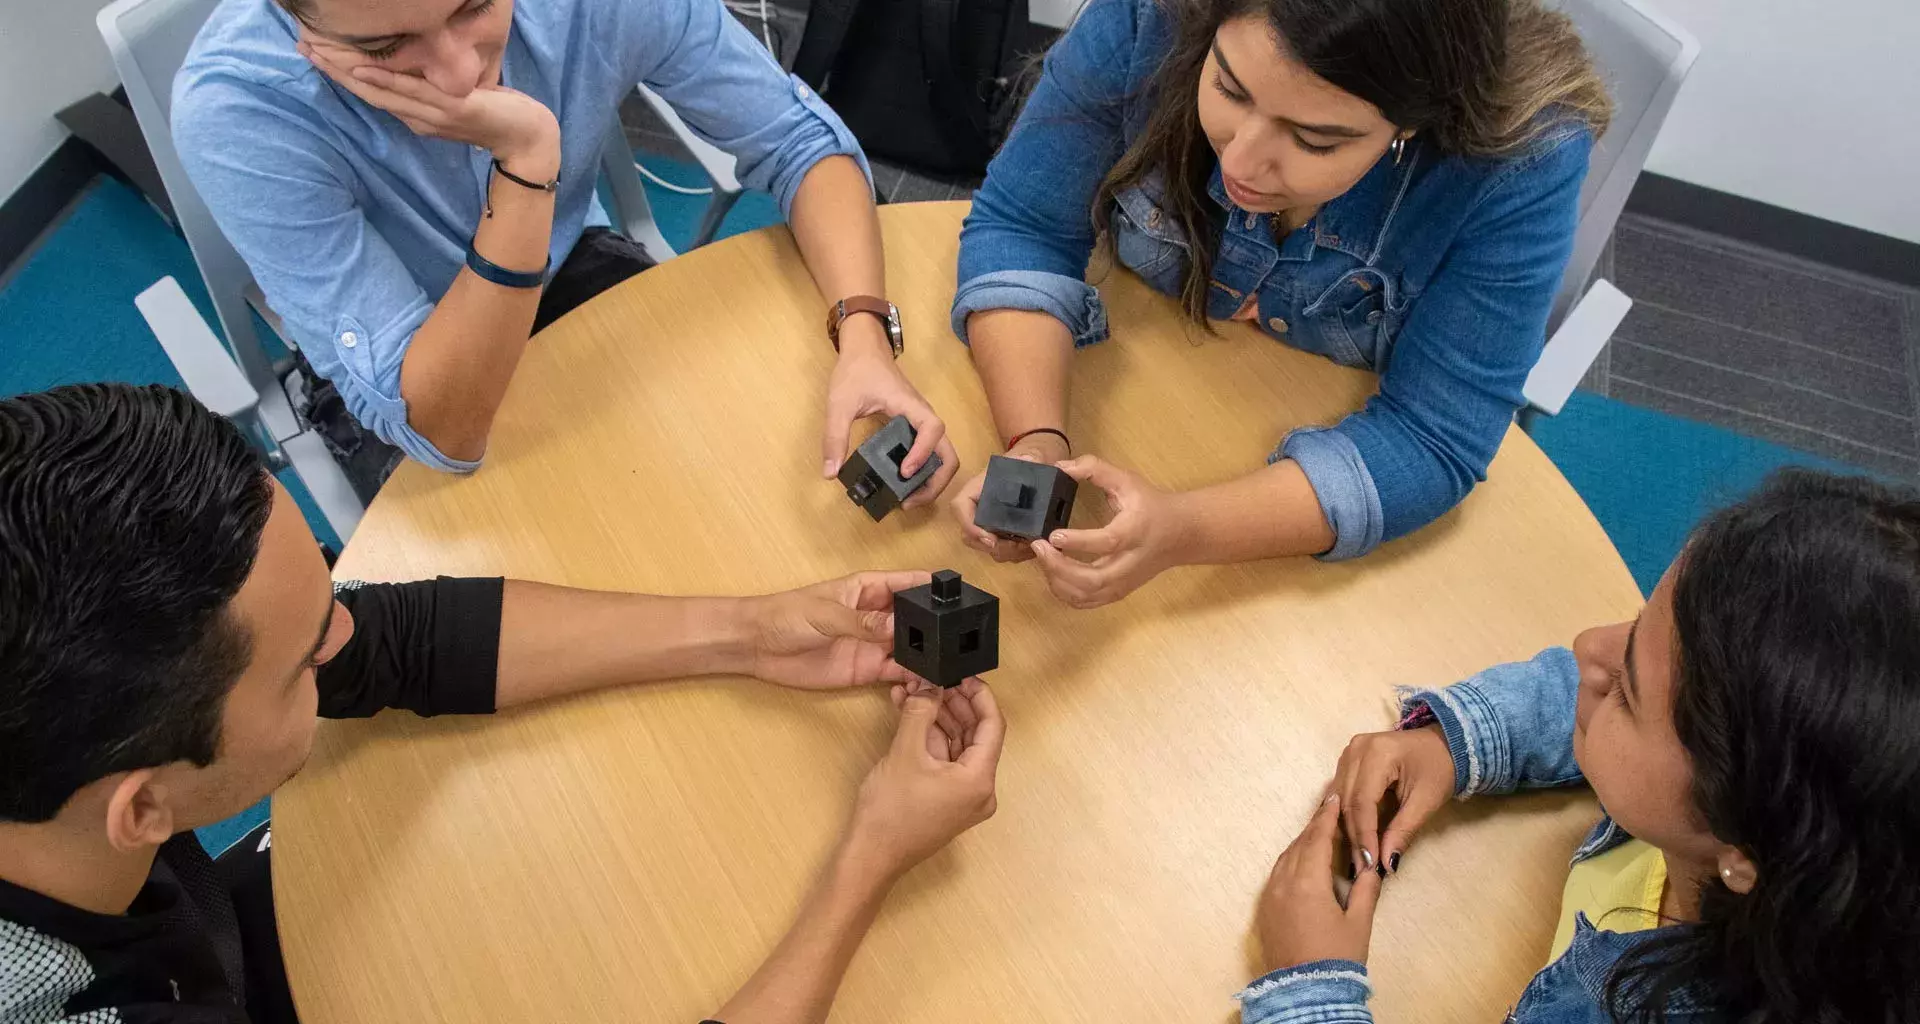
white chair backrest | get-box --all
[1550,0,1699,330]
[97,0,298,432]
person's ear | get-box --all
[1715,846,1758,895]
[103,770,177,853]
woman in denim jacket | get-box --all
[948,0,1610,607]
[1245,470,1920,1023]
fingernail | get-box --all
[823,460,836,475]
[1322,792,1337,806]
[1376,864,1388,879]
[1360,848,1375,870]
[1347,863,1358,882]
[1388,852,1402,874]
[1049,532,1066,545]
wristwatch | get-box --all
[827,295,903,358]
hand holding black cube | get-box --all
[837,415,942,522]
[972,454,1077,541]
[892,570,999,688]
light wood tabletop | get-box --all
[276,201,1642,1024]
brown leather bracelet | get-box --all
[1006,427,1071,455]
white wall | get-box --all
[1645,0,1920,244]
[0,0,122,204]
[1033,0,1920,245]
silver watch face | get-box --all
[884,305,904,356]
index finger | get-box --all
[1287,792,1345,881]
[903,435,960,509]
[955,680,1005,772]
[898,409,945,479]
[850,569,933,610]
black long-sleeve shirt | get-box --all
[0,577,505,1024]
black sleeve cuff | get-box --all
[319,577,504,718]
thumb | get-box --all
[822,406,854,478]
[1056,454,1128,496]
[1380,779,1449,872]
[888,690,942,760]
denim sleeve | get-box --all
[950,0,1141,345]
[621,0,868,215]
[171,74,480,474]
[1293,130,1592,558]
[1396,646,1586,797]
[1237,960,1374,1024]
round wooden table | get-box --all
[276,202,1640,1023]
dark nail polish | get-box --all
[1376,864,1387,879]
[1389,852,1402,873]
[1347,863,1357,882]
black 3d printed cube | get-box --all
[837,415,942,522]
[892,570,999,688]
[972,454,1077,540]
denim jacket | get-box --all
[953,0,1591,560]
[1236,649,1718,1023]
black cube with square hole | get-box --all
[892,570,999,688]
[837,414,942,522]
[972,454,1077,541]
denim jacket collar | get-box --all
[1564,918,1719,1018]
[1204,141,1421,266]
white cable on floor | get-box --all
[634,160,714,196]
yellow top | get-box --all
[1550,838,1668,960]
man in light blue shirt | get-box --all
[174,0,959,495]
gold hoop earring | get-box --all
[1391,136,1407,165]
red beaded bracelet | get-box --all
[1005,427,1071,455]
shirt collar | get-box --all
[1205,141,1419,264]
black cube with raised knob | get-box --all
[837,415,942,522]
[972,454,1077,541]
[892,570,999,688]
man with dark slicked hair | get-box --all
[0,383,1003,1024]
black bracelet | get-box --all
[464,241,548,289]
[1006,426,1072,455]
[491,157,558,193]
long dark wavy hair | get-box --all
[1604,469,1920,1023]
[1091,0,1612,324]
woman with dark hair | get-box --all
[1250,469,1920,1023]
[949,0,1611,606]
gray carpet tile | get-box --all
[1612,303,1913,419]
[1579,211,1920,480]
[1612,215,1910,370]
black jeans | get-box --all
[294,227,656,502]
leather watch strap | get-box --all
[827,295,903,357]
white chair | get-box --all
[631,85,747,250]
[1521,0,1699,422]
[97,0,677,545]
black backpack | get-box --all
[793,0,1031,177]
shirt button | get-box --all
[340,330,358,349]
[1366,310,1383,325]
[1267,317,1289,334]
[1244,213,1258,229]
[797,84,812,99]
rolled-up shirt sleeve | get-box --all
[950,0,1139,346]
[623,0,867,216]
[1273,129,1591,560]
[172,75,477,473]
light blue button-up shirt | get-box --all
[173,0,867,471]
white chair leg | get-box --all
[280,430,364,542]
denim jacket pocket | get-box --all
[1111,185,1190,297]
[1302,268,1407,371]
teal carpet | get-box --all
[0,161,1870,853]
